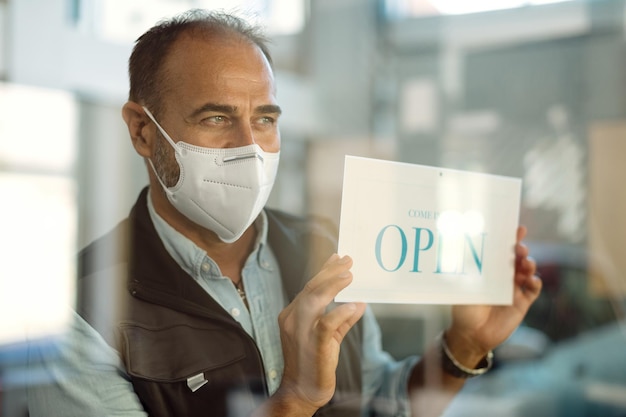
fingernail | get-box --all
[338,270,351,278]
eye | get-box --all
[256,116,277,127]
[203,115,228,125]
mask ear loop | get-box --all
[142,106,181,194]
[142,106,181,153]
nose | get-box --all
[234,121,256,147]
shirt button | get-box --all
[230,308,240,317]
[261,260,271,269]
[268,369,278,379]
[201,263,210,272]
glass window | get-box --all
[86,0,306,44]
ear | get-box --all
[122,101,154,158]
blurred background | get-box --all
[1,0,625,416]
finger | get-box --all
[334,302,367,340]
[516,225,527,243]
[514,259,536,292]
[514,272,542,307]
[526,274,542,296]
[291,256,355,322]
[514,256,541,292]
[515,255,536,276]
[322,253,340,267]
[301,255,354,299]
[515,242,529,258]
[283,253,340,316]
[315,302,366,343]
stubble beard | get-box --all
[152,131,180,188]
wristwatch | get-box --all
[439,333,493,378]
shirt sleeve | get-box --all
[360,306,419,417]
[26,310,147,417]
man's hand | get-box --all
[408,226,542,417]
[271,254,366,415]
[447,225,543,363]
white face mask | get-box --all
[143,107,280,243]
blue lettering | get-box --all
[374,225,486,276]
[411,228,434,272]
[375,225,407,272]
[463,233,486,274]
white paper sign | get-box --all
[336,156,522,305]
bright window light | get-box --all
[432,0,526,15]
[386,0,573,18]
[0,84,77,173]
[433,0,571,14]
[0,83,77,345]
[94,0,305,44]
[0,174,77,345]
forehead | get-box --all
[160,31,276,104]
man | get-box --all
[29,9,541,417]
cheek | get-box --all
[259,130,280,153]
[153,137,181,187]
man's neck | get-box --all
[149,184,257,281]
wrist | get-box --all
[263,386,319,417]
[440,330,493,379]
[444,328,491,365]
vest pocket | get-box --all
[119,323,247,382]
[119,323,267,417]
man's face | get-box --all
[150,32,281,186]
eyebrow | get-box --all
[190,103,236,118]
[256,104,282,116]
[190,103,282,118]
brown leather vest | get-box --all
[77,188,363,417]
